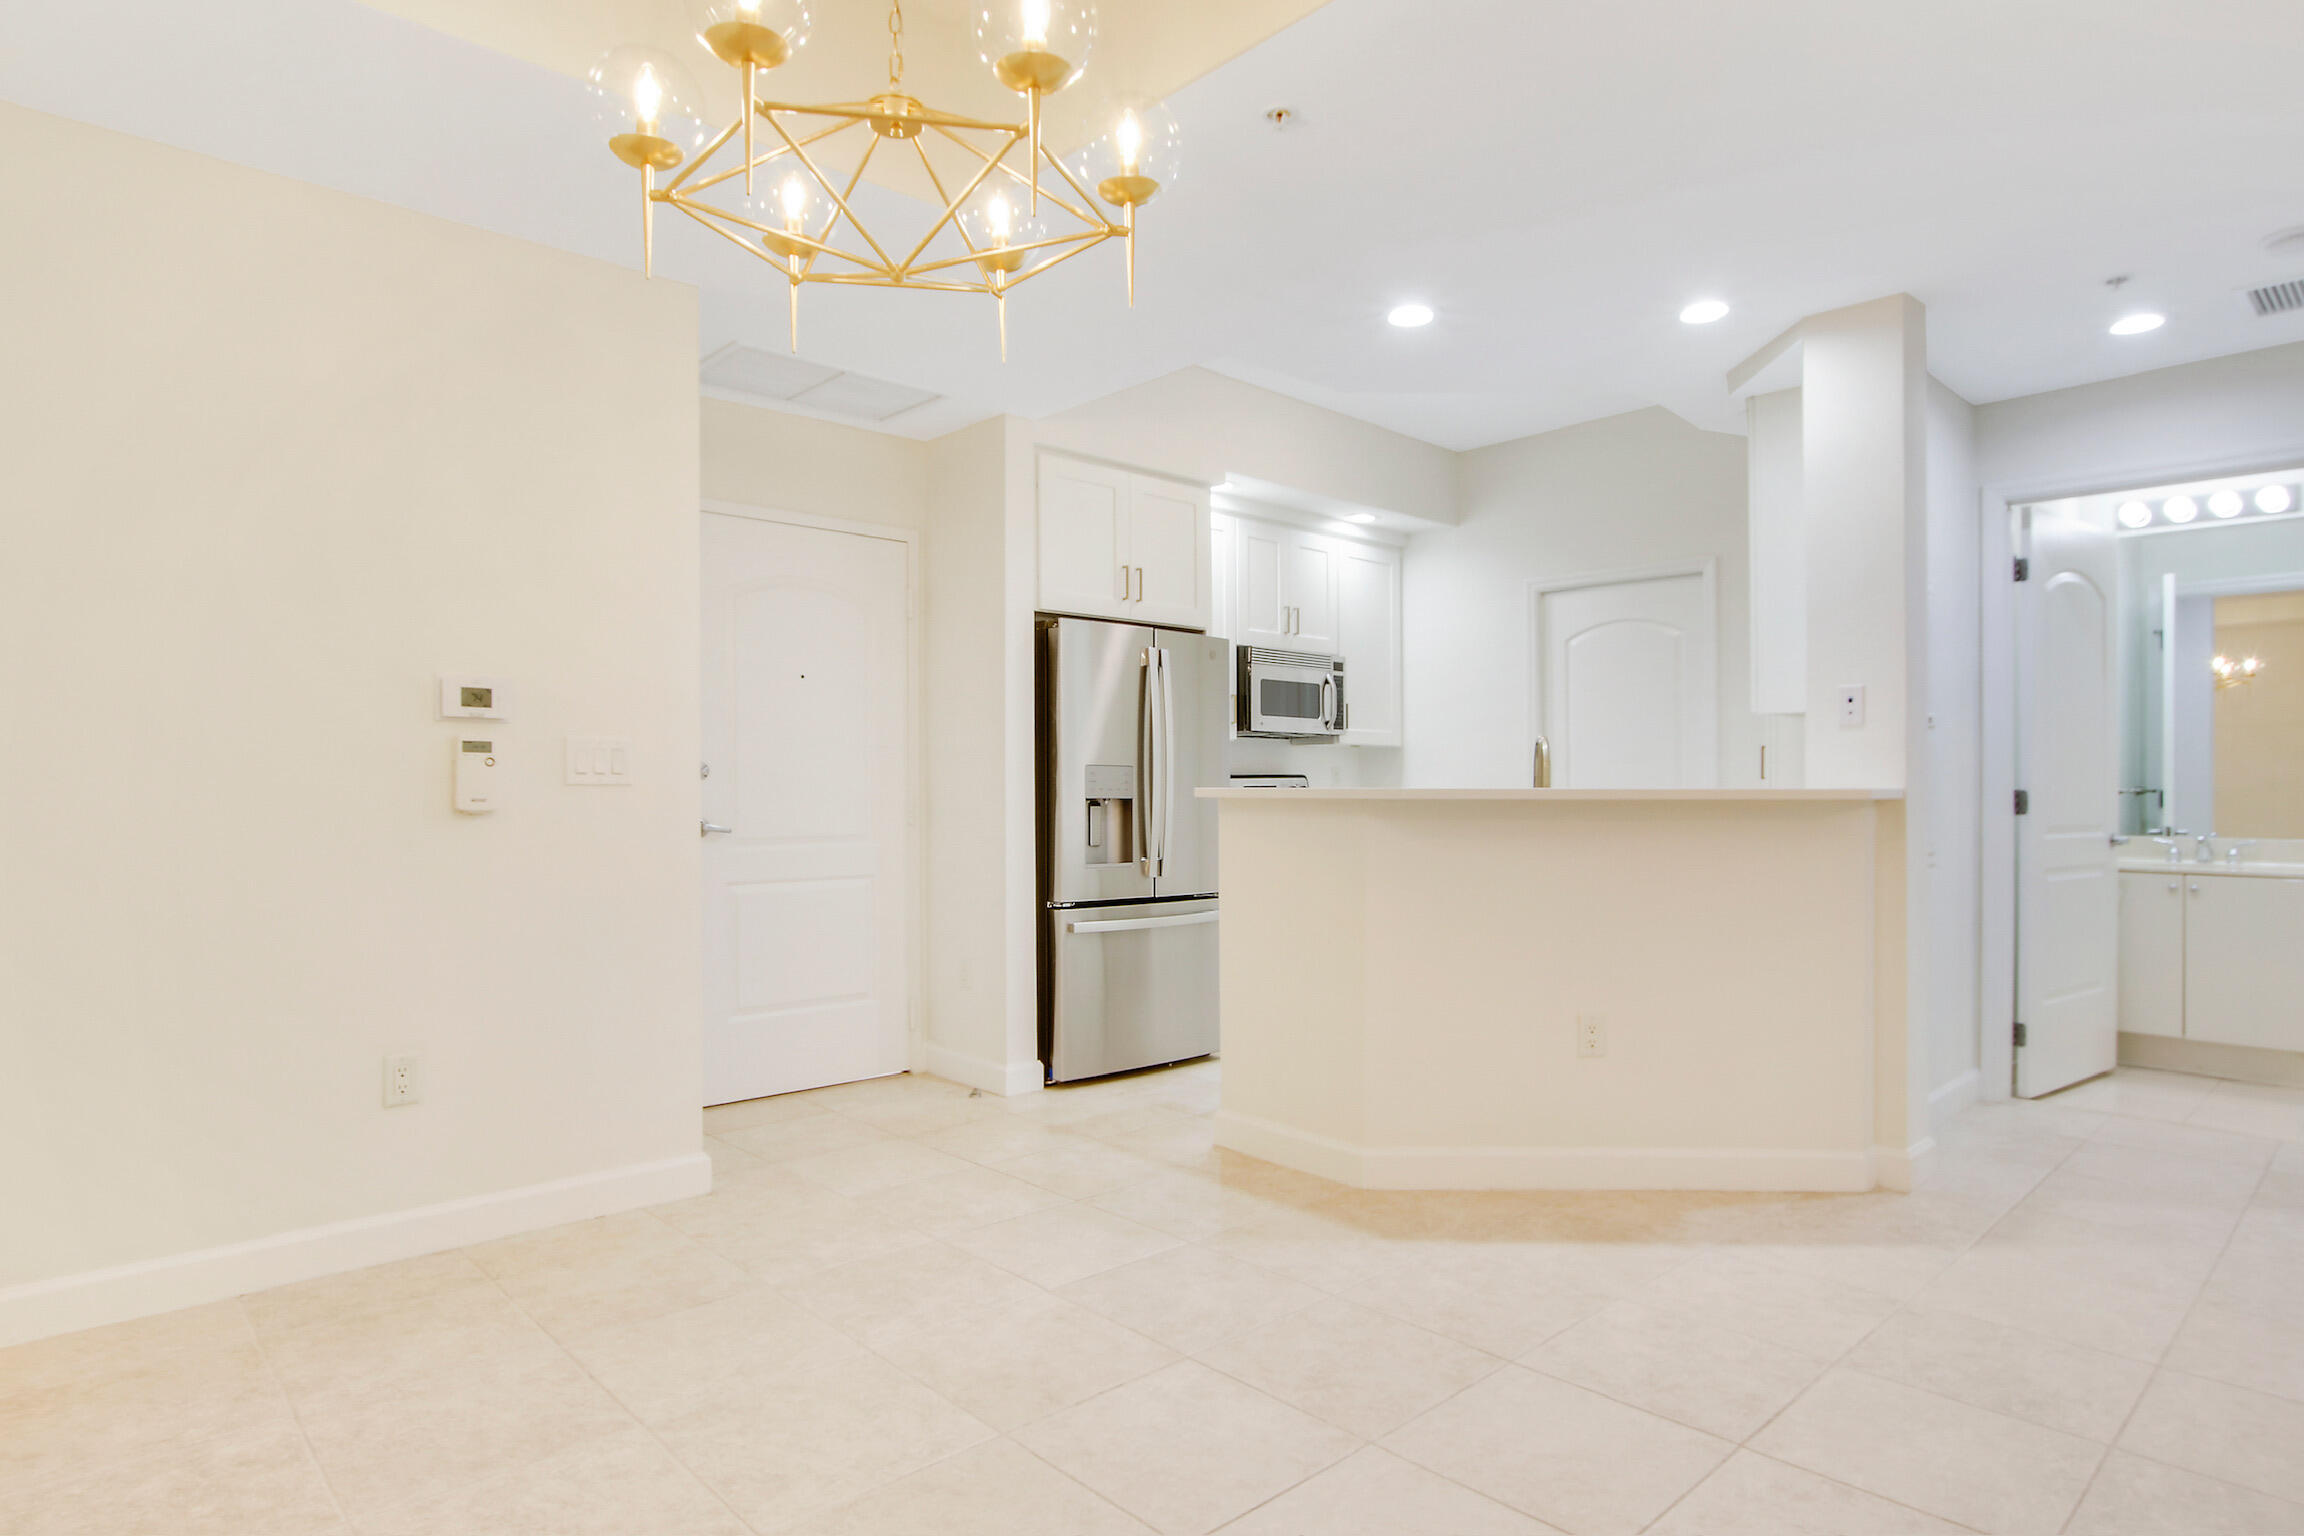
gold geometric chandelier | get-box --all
[586,0,1179,357]
[2212,652,2267,690]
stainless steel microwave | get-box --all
[1237,647,1345,738]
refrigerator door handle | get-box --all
[1158,646,1177,878]
[1066,910,1219,935]
[1137,647,1156,877]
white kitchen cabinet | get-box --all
[1037,454,1211,631]
[1336,542,1402,747]
[1235,520,1337,651]
[2117,870,2185,1039]
[2184,874,2304,1052]
[1219,510,1404,748]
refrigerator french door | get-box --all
[1037,616,1227,1082]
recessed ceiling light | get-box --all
[2117,500,2154,529]
[1347,513,1377,524]
[2259,484,2296,515]
[2163,495,2199,524]
[1387,303,1434,328]
[2208,489,2245,519]
[1679,299,1730,325]
[2109,312,2166,336]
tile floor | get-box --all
[6,1062,2304,1534]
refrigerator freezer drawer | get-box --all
[1048,899,1220,1083]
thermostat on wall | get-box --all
[454,737,499,814]
[439,675,509,720]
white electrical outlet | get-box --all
[1577,1014,1606,1059]
[382,1054,422,1107]
[1835,686,1867,727]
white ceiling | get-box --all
[5,0,2303,450]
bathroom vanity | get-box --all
[2120,849,2304,1054]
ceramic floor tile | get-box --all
[1522,1299,1828,1441]
[668,1186,935,1285]
[240,1251,498,1338]
[1628,1252,1900,1363]
[702,1092,841,1133]
[2049,1068,2220,1122]
[781,1137,979,1196]
[654,1341,997,1531]
[788,1440,1151,1535]
[1214,1446,1561,1535]
[1646,1450,1971,1536]
[1843,1305,2155,1441]
[466,1210,753,1337]
[0,1415,347,1536]
[867,1291,1179,1431]
[2055,1141,2268,1210]
[2118,1369,2304,1505]
[355,1424,748,1535]
[992,1141,1172,1199]
[1751,1367,2104,1533]
[1917,1234,2205,1360]
[2066,1449,2304,1535]
[699,1133,767,1182]
[1198,1296,1502,1439]
[288,1349,638,1522]
[918,1114,1077,1167]
[776,1240,1048,1346]
[2165,1299,2304,1404]
[0,1335,297,1488]
[1016,1361,1357,1536]
[1340,1249,1622,1358]
[2187,1080,2304,1141]
[0,1299,255,1401]
[1381,1365,1730,1534]
[1089,1168,1299,1241]
[559,1286,852,1425]
[717,1113,894,1162]
[947,1203,1186,1288]
[2087,1113,2280,1169]
[853,1163,1074,1235]
[1057,1244,1326,1354]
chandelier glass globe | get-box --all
[690,0,813,69]
[976,0,1097,93]
[584,46,708,167]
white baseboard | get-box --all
[1870,1136,1938,1193]
[2119,1031,2304,1089]
[1215,1110,1879,1193]
[925,1044,1044,1097]
[1929,1068,1982,1119]
[0,1152,711,1350]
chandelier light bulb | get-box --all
[1116,111,1145,175]
[2163,495,2198,524]
[2117,500,2153,529]
[2208,489,2244,519]
[1020,0,1051,48]
[2259,484,2296,515]
[778,172,810,231]
[987,192,1014,243]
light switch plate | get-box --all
[566,736,634,785]
[1835,686,1866,727]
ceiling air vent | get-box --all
[699,343,941,423]
[2246,279,2304,317]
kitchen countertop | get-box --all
[1196,786,1905,801]
[2119,859,2304,880]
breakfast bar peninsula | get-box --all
[1199,788,1923,1193]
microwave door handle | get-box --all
[1320,677,1334,733]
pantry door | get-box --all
[1536,567,1719,788]
[700,511,913,1105]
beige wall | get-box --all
[2213,595,2304,838]
[700,397,928,530]
[1401,407,1759,788]
[0,105,704,1339]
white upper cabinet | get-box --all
[1222,509,1404,748]
[1236,521,1337,651]
[1037,453,1211,631]
[1336,543,1402,746]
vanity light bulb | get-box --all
[2163,495,2198,524]
[2116,500,2153,529]
[632,62,664,129]
[2259,484,2296,515]
[2208,489,2244,518]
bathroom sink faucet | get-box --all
[2195,835,2220,864]
[2146,832,2190,865]
[2224,839,2259,867]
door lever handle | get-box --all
[700,822,734,837]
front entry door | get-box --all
[2015,506,2120,1097]
[1538,570,1718,787]
[700,512,911,1105]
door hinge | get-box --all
[2014,789,2030,815]
[2013,557,2030,582]
[2013,1022,2028,1048]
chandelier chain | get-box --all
[888,0,905,87]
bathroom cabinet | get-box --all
[2118,867,2304,1051]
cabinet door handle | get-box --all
[2189,882,2201,895]
[1135,566,1144,601]
[1118,562,1130,600]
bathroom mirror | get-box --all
[2117,474,2304,838]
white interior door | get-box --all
[701,512,911,1105]
[2015,507,2119,1097]
[1538,571,1717,787]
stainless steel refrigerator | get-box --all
[1036,615,1228,1083]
